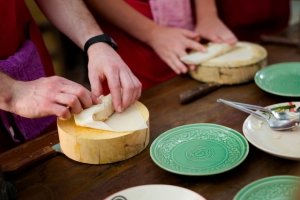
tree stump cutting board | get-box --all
[57,101,149,164]
[187,42,268,84]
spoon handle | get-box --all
[217,99,268,121]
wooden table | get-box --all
[2,44,300,200]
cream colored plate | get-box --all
[243,102,300,160]
[104,185,206,200]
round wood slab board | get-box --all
[190,42,267,85]
[57,101,149,164]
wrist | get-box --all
[84,34,118,53]
[145,24,162,47]
[86,42,112,57]
[0,76,16,113]
[139,18,158,43]
[196,12,219,27]
[84,34,118,63]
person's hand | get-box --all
[87,43,142,112]
[10,76,98,119]
[195,16,238,44]
[147,25,206,74]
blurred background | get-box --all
[26,0,87,86]
[25,0,300,87]
[291,0,300,25]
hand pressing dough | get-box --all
[180,43,234,65]
[182,42,267,84]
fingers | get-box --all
[106,73,122,112]
[218,31,238,45]
[49,104,72,120]
[181,30,206,51]
[120,71,142,110]
[165,40,203,74]
[182,29,200,40]
[89,71,103,97]
[59,81,94,109]
[48,77,98,119]
[179,48,196,71]
[208,31,237,45]
[196,19,238,45]
[207,35,223,43]
[53,105,72,120]
[184,38,206,52]
[54,93,83,114]
[107,69,142,112]
[188,64,196,71]
[86,43,142,113]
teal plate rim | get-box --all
[150,123,249,176]
[254,62,300,97]
[233,175,300,200]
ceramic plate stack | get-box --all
[150,123,249,175]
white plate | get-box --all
[104,184,206,200]
[243,102,300,160]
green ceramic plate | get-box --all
[150,123,249,176]
[234,175,300,200]
[255,62,300,97]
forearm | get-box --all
[0,72,16,113]
[85,0,157,44]
[194,0,218,22]
[35,0,103,49]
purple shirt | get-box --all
[0,40,56,142]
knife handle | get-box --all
[179,83,221,104]
[1,146,57,175]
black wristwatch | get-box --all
[84,34,118,55]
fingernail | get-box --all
[59,117,67,121]
[117,105,122,112]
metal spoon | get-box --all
[216,99,300,121]
[217,99,300,131]
[270,110,300,121]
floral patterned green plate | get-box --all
[234,175,300,200]
[150,123,249,176]
[255,62,300,97]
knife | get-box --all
[179,83,221,104]
[0,131,62,175]
[0,144,61,175]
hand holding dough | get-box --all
[74,94,114,125]
[73,94,147,132]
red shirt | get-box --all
[217,0,290,41]
[91,0,290,90]
[0,0,54,76]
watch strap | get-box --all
[84,34,118,55]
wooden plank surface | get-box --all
[2,44,300,200]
